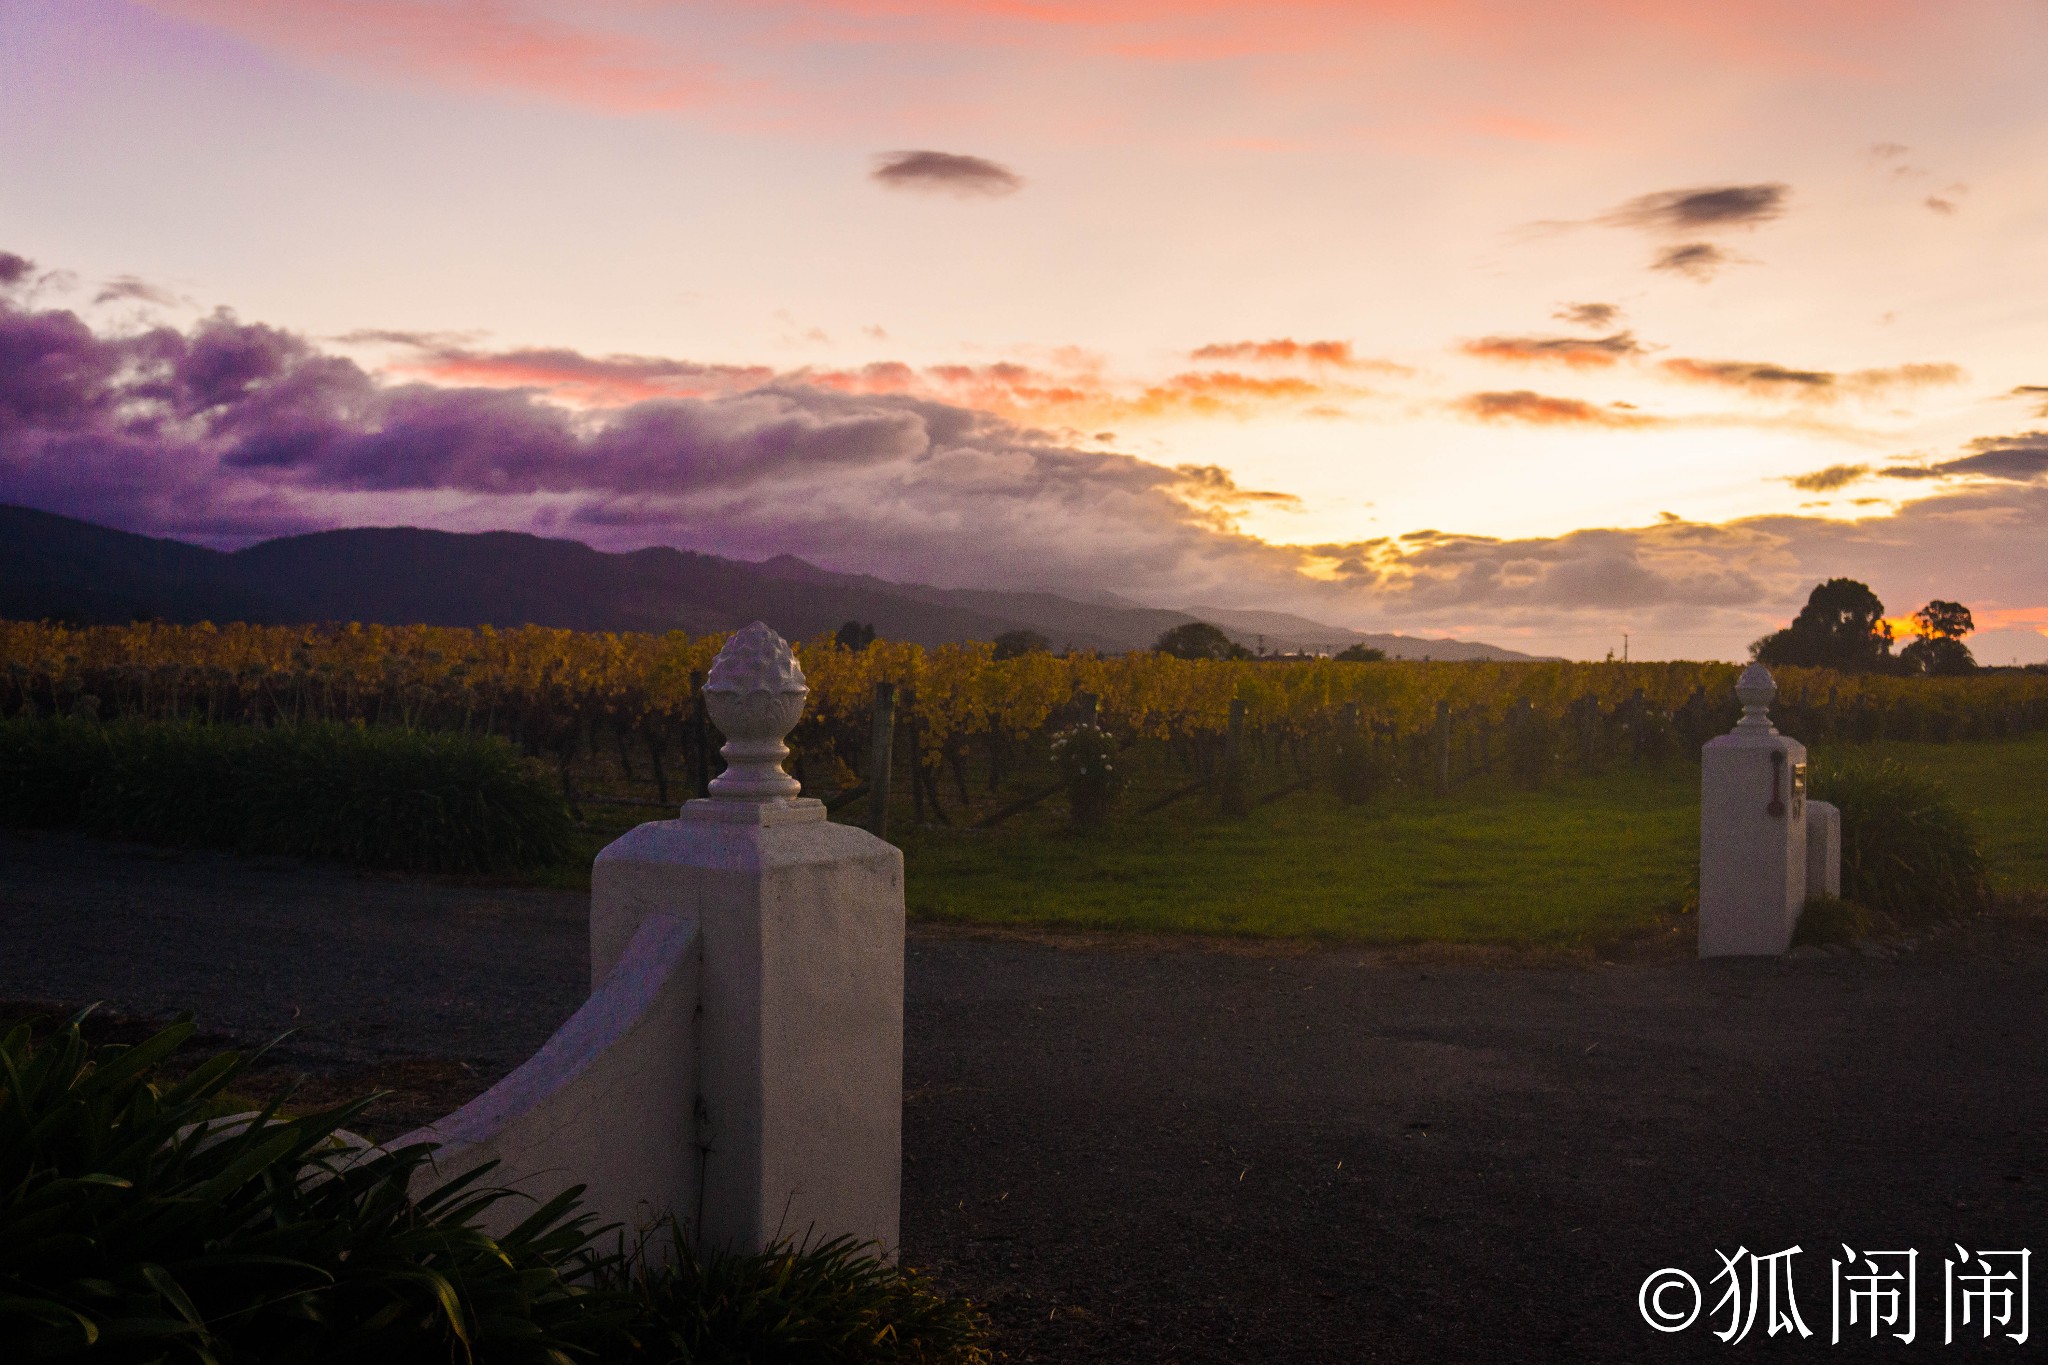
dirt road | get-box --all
[5,828,2043,1362]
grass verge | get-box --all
[896,762,1702,947]
[890,732,2048,947]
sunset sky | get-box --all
[3,0,2046,659]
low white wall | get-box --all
[399,911,700,1246]
[1805,800,1842,901]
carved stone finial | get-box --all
[1733,661,1778,734]
[702,622,808,800]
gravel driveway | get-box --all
[4,827,2044,1363]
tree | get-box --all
[834,620,876,652]
[991,628,1052,660]
[1913,599,1974,641]
[1900,599,1977,675]
[1334,643,1389,663]
[1750,579,1894,672]
[1152,621,1249,660]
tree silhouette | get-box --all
[1153,622,1249,660]
[992,628,1052,660]
[1751,579,1895,672]
[1900,599,1977,675]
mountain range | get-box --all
[0,504,1545,660]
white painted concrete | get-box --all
[1700,664,1809,957]
[594,801,904,1257]
[1805,800,1842,900]
[399,911,700,1244]
[400,621,906,1259]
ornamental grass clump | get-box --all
[1049,724,1126,830]
[1809,757,1990,925]
[1791,893,1875,947]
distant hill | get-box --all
[0,505,1548,660]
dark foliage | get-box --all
[1899,599,1977,675]
[1899,636,1977,676]
[0,1012,624,1363]
[1914,599,1974,642]
[0,1015,995,1364]
[1504,701,1555,789]
[1751,578,1895,672]
[1151,622,1248,661]
[0,718,576,874]
[1333,644,1388,663]
[1791,894,1874,946]
[1809,758,1991,924]
[990,629,1051,661]
[1049,725,1126,830]
[835,622,877,653]
[616,1222,992,1365]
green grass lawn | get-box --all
[892,732,2048,946]
[897,763,1702,947]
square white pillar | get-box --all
[1700,665,1809,957]
[593,800,904,1257]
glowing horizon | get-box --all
[2,0,2045,661]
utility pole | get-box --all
[1623,632,1630,663]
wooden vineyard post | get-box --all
[867,681,896,841]
[1220,697,1249,818]
[1435,699,1451,796]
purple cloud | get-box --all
[3,249,2045,662]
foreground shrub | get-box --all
[0,717,575,874]
[0,1011,623,1363]
[1809,758,1991,924]
[618,1223,993,1365]
[1792,894,1875,946]
[0,1013,995,1364]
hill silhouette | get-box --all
[0,505,1545,659]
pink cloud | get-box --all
[139,0,1931,126]
[141,0,719,113]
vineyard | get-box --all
[6,620,2048,828]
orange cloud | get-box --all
[1972,606,2048,639]
[1460,332,1643,369]
[808,359,1353,425]
[1453,390,1657,427]
[1188,338,1406,372]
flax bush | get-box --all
[0,1012,994,1364]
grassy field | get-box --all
[891,732,2048,946]
[537,731,2048,945]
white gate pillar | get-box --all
[1699,664,1808,956]
[404,623,904,1258]
[593,623,904,1256]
